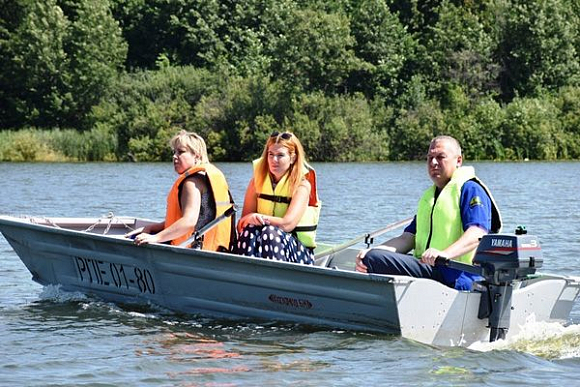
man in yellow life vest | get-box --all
[355,135,502,290]
[131,130,234,251]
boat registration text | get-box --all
[74,256,155,294]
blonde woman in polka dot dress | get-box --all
[233,131,321,264]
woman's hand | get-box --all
[133,232,160,246]
[237,213,269,234]
[124,227,144,239]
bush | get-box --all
[0,129,57,161]
[289,92,390,161]
[190,73,289,161]
[553,86,580,158]
[390,100,445,160]
[467,98,506,160]
[48,126,118,161]
[90,66,219,160]
[501,96,563,160]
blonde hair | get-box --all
[255,132,307,195]
[169,130,209,164]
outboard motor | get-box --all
[474,226,543,342]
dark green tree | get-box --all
[266,8,361,94]
[63,0,128,126]
[0,0,127,128]
[110,0,195,69]
[348,0,416,103]
[387,0,443,34]
[1,0,69,127]
[497,0,580,100]
[421,1,500,105]
[112,0,290,75]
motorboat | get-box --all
[1,214,578,347]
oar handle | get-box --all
[434,257,451,266]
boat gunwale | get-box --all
[2,214,579,287]
[0,214,398,283]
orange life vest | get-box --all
[165,163,233,251]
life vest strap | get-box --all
[258,193,291,204]
[293,225,317,232]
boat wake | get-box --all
[469,320,580,359]
[33,287,580,359]
[39,284,88,303]
[38,284,172,319]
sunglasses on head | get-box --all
[270,131,292,140]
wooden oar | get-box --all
[314,216,413,260]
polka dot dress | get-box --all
[234,225,314,265]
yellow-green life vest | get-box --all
[414,166,502,264]
[254,159,321,248]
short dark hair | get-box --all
[430,135,462,157]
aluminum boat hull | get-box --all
[1,215,579,347]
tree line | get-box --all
[1,0,579,162]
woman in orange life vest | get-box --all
[234,131,321,265]
[131,130,233,251]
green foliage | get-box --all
[49,125,118,161]
[348,0,416,102]
[267,8,360,94]
[3,0,580,162]
[390,99,446,160]
[388,0,443,34]
[552,86,580,158]
[1,0,70,127]
[501,96,563,160]
[90,65,218,160]
[497,0,580,100]
[0,127,117,161]
[90,65,394,162]
[190,73,289,161]
[63,0,127,126]
[422,1,500,103]
[5,130,44,161]
[111,0,291,74]
[465,97,506,160]
[289,92,390,161]
[0,0,127,129]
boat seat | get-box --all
[315,249,357,271]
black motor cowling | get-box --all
[473,227,543,283]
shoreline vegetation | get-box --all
[2,1,580,163]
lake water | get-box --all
[1,161,580,386]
